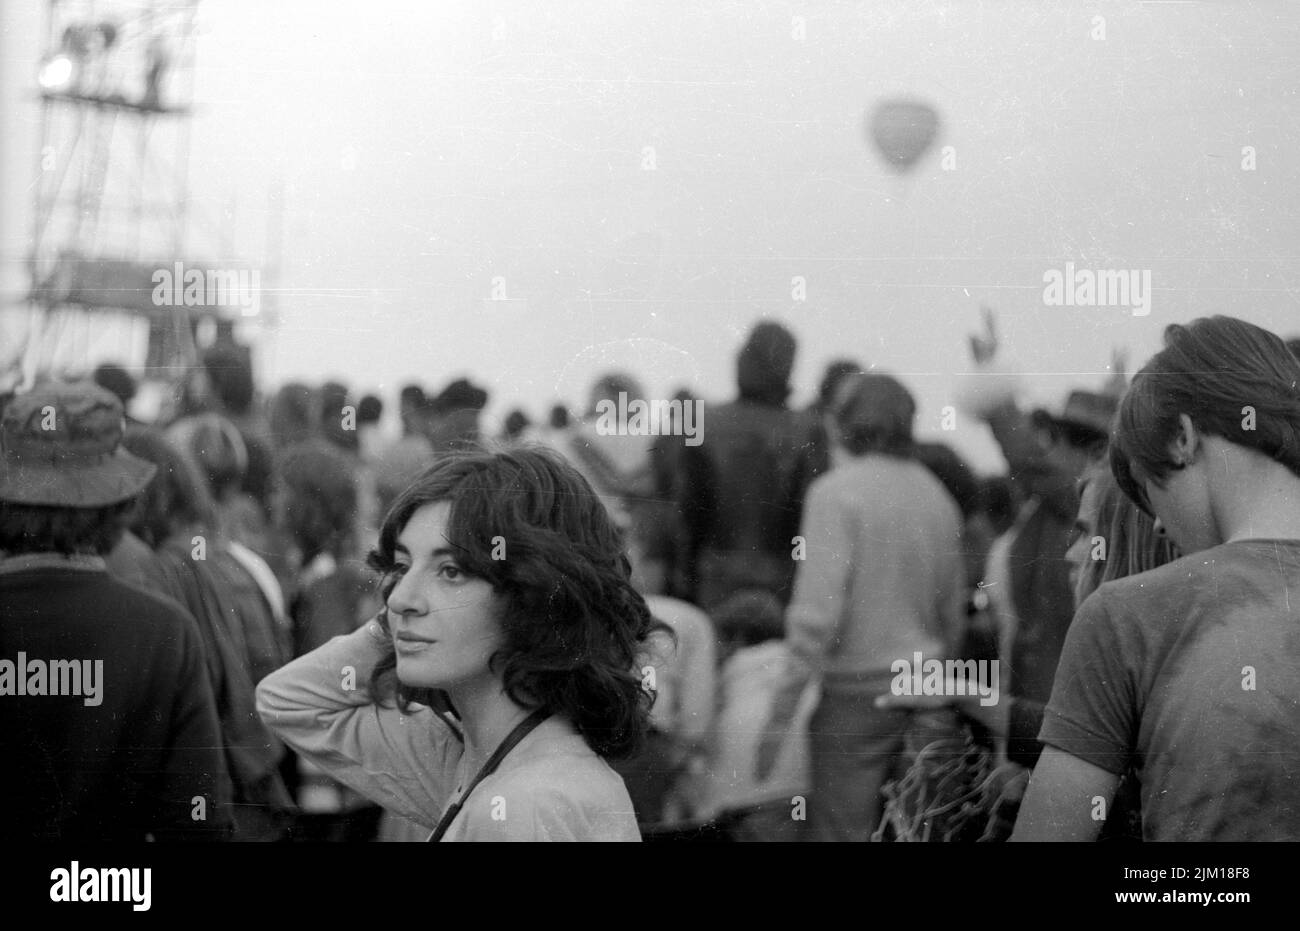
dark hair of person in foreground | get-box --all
[1112,315,1300,516]
[366,444,657,760]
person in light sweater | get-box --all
[756,373,968,841]
[257,446,652,841]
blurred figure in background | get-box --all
[957,309,1118,769]
[356,394,385,461]
[539,402,572,445]
[500,408,531,444]
[560,372,660,587]
[354,393,386,548]
[272,439,382,841]
[123,427,295,841]
[202,346,275,519]
[267,382,318,452]
[91,362,138,417]
[611,539,716,831]
[959,477,1018,668]
[912,440,980,519]
[758,373,968,841]
[274,440,377,657]
[396,384,426,438]
[375,385,435,517]
[677,321,807,610]
[319,380,360,455]
[687,590,818,841]
[647,387,697,599]
[167,413,291,665]
[168,412,272,558]
[427,377,489,454]
[794,358,862,484]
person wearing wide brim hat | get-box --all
[0,381,157,510]
[428,377,489,416]
[1028,389,1119,451]
[0,381,234,840]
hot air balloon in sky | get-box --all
[869,97,941,173]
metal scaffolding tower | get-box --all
[23,0,244,389]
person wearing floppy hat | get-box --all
[0,381,233,840]
[1029,389,1118,458]
[0,381,156,514]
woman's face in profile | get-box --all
[385,501,505,692]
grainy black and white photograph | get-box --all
[0,0,1297,907]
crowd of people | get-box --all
[2,312,1300,842]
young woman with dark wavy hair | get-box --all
[257,445,654,841]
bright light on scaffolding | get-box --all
[37,53,76,92]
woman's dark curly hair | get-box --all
[367,444,656,760]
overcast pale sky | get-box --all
[4,1,1299,471]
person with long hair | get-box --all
[1015,315,1300,841]
[1065,464,1180,611]
[257,446,654,840]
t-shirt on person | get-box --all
[1039,539,1300,841]
[256,625,641,841]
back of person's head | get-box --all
[1111,315,1300,513]
[318,380,359,453]
[367,444,654,759]
[912,441,978,516]
[320,380,349,416]
[167,413,249,500]
[358,394,383,426]
[710,588,784,662]
[1076,464,1179,605]
[92,362,136,408]
[0,499,135,558]
[548,403,570,431]
[502,408,530,440]
[587,371,644,417]
[816,359,862,412]
[426,379,488,452]
[970,476,1015,535]
[202,345,255,416]
[267,382,317,450]
[831,373,917,457]
[399,384,425,413]
[736,320,797,406]
[275,439,358,561]
[1287,337,1300,361]
[122,427,217,548]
